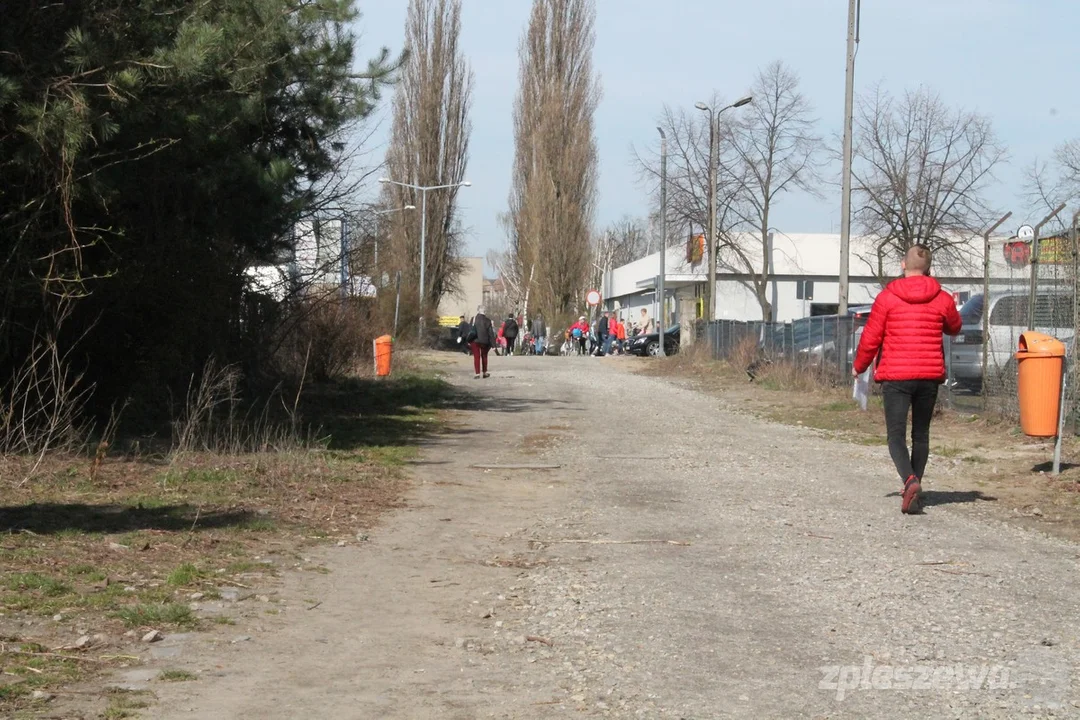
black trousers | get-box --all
[881,380,939,482]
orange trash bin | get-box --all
[1015,331,1066,437]
[374,335,393,377]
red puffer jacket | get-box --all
[853,275,962,382]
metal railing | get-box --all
[704,317,862,382]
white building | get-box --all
[244,219,376,301]
[603,232,1024,326]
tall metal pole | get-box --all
[982,211,1012,410]
[340,215,350,300]
[838,0,859,316]
[658,127,668,357]
[393,270,402,337]
[1027,202,1067,330]
[706,113,719,322]
[418,189,428,342]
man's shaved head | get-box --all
[904,244,932,275]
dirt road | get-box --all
[151,354,1080,718]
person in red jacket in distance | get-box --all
[853,244,963,514]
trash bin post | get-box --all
[1053,355,1068,476]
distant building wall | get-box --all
[438,257,484,324]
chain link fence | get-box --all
[973,232,1079,425]
[704,315,863,385]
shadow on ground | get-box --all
[1031,461,1080,473]
[882,489,997,508]
[920,490,997,507]
[0,503,255,534]
[301,373,568,450]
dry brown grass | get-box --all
[0,366,453,715]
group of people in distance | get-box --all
[565,308,647,356]
[456,305,658,378]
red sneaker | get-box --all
[901,475,922,515]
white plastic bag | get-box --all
[852,367,872,411]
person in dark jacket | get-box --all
[502,313,519,357]
[469,306,496,379]
[455,315,472,355]
[853,244,962,514]
[531,312,547,356]
[595,311,610,356]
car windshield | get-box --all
[959,294,984,326]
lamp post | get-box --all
[657,126,668,357]
[378,178,471,340]
[695,96,752,322]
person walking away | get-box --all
[469,306,496,379]
[503,313,519,357]
[531,312,547,356]
[852,244,962,514]
[596,311,611,356]
[455,315,472,355]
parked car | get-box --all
[950,289,1074,388]
[788,306,871,368]
[628,325,680,357]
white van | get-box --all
[950,289,1074,388]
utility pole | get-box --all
[838,0,860,316]
[706,116,718,322]
[657,126,668,357]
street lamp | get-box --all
[695,95,752,322]
[378,178,471,340]
[656,126,668,357]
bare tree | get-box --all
[383,0,473,321]
[589,216,649,292]
[637,103,742,257]
[508,0,601,314]
[637,67,820,323]
[852,86,1006,280]
[724,61,822,321]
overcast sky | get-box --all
[354,0,1078,262]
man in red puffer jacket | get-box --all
[853,244,962,514]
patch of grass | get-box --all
[225,560,272,574]
[5,572,71,597]
[238,517,277,532]
[158,669,197,682]
[103,694,151,719]
[821,400,852,412]
[115,602,196,628]
[963,455,989,464]
[212,616,236,625]
[161,467,240,487]
[166,562,203,587]
[933,445,964,458]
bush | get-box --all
[273,296,372,381]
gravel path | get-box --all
[153,354,1080,718]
